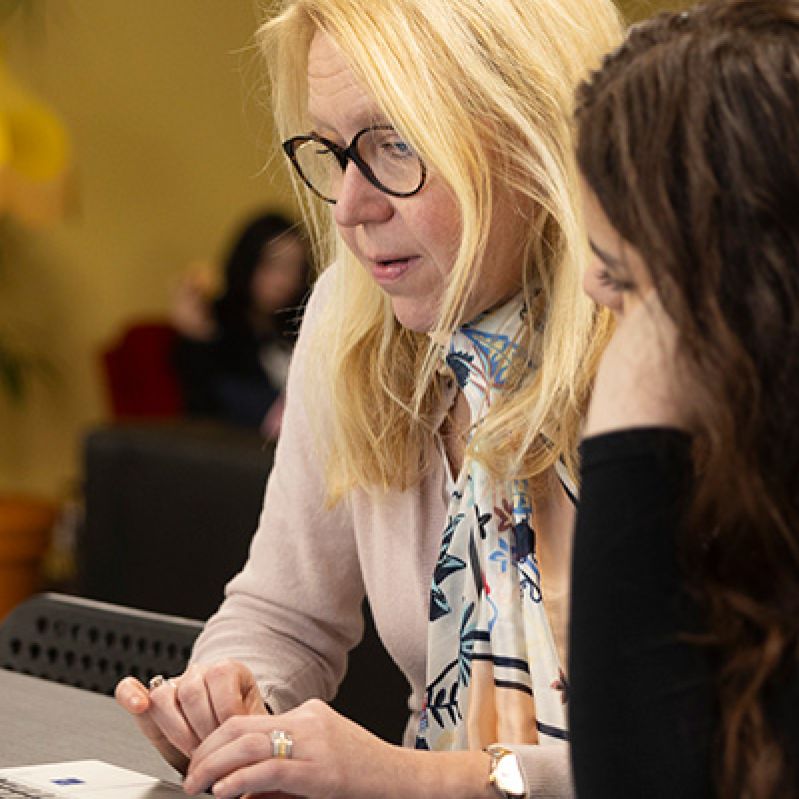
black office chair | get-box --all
[0,592,202,695]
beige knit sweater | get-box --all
[192,264,573,797]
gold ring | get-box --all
[148,674,166,690]
[270,729,293,759]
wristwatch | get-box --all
[485,744,526,799]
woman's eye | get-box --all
[596,269,635,293]
[381,138,414,158]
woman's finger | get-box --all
[205,660,268,724]
[184,728,276,795]
[114,677,188,773]
[187,713,269,773]
[147,677,202,757]
[173,665,221,742]
[199,759,312,799]
[114,676,151,714]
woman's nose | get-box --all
[333,162,393,229]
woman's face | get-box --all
[306,31,525,332]
[251,234,306,315]
[580,177,686,433]
[580,178,651,316]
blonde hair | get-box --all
[259,0,623,502]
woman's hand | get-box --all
[260,393,286,441]
[182,699,392,798]
[183,699,497,799]
[114,660,267,774]
[171,268,217,341]
[584,288,685,438]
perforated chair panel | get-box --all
[0,593,203,695]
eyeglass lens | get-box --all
[291,128,424,201]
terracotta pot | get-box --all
[0,495,57,620]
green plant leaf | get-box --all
[0,0,27,26]
[0,335,55,403]
[0,341,25,402]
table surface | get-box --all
[0,668,176,780]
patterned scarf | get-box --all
[416,294,568,752]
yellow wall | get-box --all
[619,0,690,20]
[0,0,685,503]
[0,1,296,500]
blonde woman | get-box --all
[116,1,622,796]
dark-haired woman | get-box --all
[569,2,799,797]
[172,212,310,435]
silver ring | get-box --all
[148,674,166,690]
[270,729,293,759]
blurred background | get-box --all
[0,0,686,621]
[0,0,296,498]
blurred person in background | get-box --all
[171,212,311,438]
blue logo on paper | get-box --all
[51,778,86,786]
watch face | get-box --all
[495,753,525,795]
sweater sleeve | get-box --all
[190,264,366,714]
[568,428,714,798]
[508,744,573,798]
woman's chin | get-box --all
[389,297,440,334]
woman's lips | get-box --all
[367,256,419,284]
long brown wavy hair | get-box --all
[575,2,799,796]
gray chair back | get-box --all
[0,592,202,695]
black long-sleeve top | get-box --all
[172,330,283,428]
[569,428,715,797]
[569,427,799,797]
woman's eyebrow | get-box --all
[306,111,392,134]
[589,239,624,268]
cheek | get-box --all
[423,233,460,279]
[252,274,272,303]
[411,184,462,272]
[337,226,359,259]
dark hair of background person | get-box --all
[214,212,310,339]
[173,210,312,429]
[575,1,799,796]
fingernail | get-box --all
[129,695,142,708]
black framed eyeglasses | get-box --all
[282,124,427,204]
